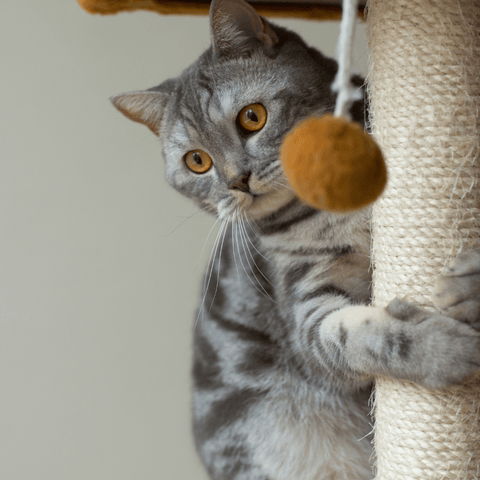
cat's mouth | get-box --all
[238,183,297,219]
[216,176,296,221]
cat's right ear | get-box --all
[110,89,170,136]
[210,0,278,59]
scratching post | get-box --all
[367,0,480,478]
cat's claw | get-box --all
[433,248,480,329]
[386,297,430,324]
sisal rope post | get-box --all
[367,0,480,478]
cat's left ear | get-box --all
[110,80,176,136]
[210,0,278,59]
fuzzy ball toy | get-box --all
[280,0,386,213]
[280,115,386,212]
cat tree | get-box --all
[367,0,480,478]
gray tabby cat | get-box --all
[111,0,480,478]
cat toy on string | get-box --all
[280,0,386,213]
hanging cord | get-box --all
[332,0,361,121]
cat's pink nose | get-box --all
[228,172,251,193]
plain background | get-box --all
[0,2,367,479]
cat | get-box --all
[110,0,480,478]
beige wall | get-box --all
[0,3,367,479]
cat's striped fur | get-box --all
[111,0,480,478]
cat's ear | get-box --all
[210,0,278,59]
[110,81,175,136]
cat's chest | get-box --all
[248,377,373,480]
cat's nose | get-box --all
[228,172,251,193]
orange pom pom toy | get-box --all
[280,115,386,212]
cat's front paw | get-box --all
[385,297,480,389]
[433,249,480,329]
[416,314,480,389]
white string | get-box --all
[331,0,361,121]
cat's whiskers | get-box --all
[162,209,204,237]
[265,183,284,197]
[240,212,272,265]
[195,213,222,273]
[271,179,296,195]
[239,213,276,290]
[243,214,263,241]
[134,131,158,149]
[208,212,230,310]
[234,210,276,302]
[194,215,229,330]
[231,211,242,280]
[200,203,219,215]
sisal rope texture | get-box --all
[367,0,480,478]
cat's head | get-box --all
[111,0,360,221]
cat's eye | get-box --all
[237,104,267,132]
[184,150,213,174]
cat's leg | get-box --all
[288,256,480,390]
[192,310,282,480]
[194,355,373,480]
[318,300,480,389]
[192,313,373,480]
[195,392,373,480]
